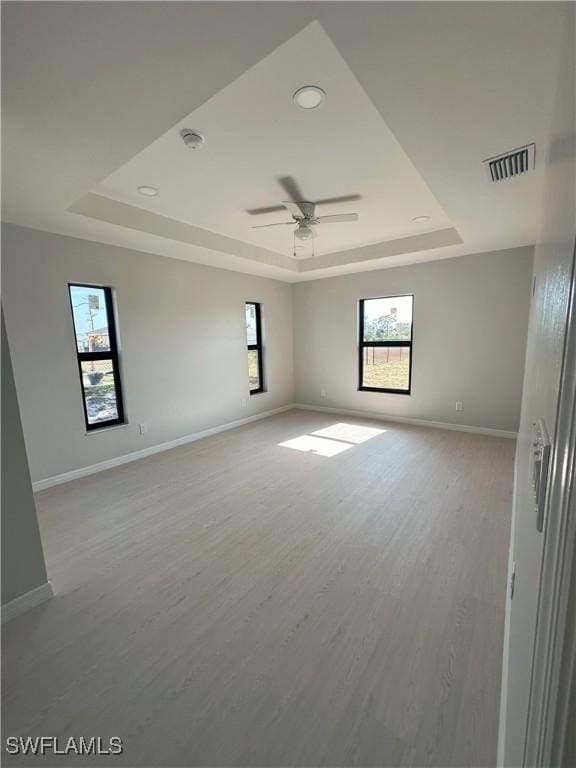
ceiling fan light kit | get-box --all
[294,224,314,241]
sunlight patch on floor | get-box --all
[279,422,386,457]
[278,434,353,457]
[311,422,385,444]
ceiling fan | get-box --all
[247,176,360,254]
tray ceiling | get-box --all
[2,2,564,281]
[80,22,457,270]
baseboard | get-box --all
[293,403,518,439]
[32,404,295,491]
[1,581,53,623]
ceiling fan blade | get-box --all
[316,213,359,223]
[282,200,307,218]
[246,205,289,216]
[251,221,294,229]
[314,194,362,206]
[278,176,307,202]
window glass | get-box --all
[361,346,411,391]
[80,360,120,425]
[69,284,125,430]
[246,303,258,346]
[363,295,413,342]
[359,295,414,394]
[247,350,260,391]
[246,302,264,394]
[70,285,111,352]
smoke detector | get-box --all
[180,129,205,150]
[483,143,535,182]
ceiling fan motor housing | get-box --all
[297,201,316,220]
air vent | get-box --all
[483,143,535,182]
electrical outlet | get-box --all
[320,389,327,398]
[139,422,148,435]
[455,401,463,412]
[241,398,247,409]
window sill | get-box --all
[358,387,411,396]
[85,422,128,436]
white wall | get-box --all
[2,224,294,484]
[293,247,533,433]
[499,4,576,764]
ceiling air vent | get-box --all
[483,143,535,182]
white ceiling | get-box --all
[1,2,565,282]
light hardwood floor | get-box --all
[2,410,515,767]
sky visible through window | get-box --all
[246,303,257,345]
[363,295,412,325]
[70,285,108,334]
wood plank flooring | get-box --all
[2,410,515,767]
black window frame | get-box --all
[246,301,264,395]
[68,283,126,431]
[358,294,414,395]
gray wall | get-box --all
[293,247,533,432]
[1,313,49,605]
[2,224,294,483]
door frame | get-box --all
[524,241,576,766]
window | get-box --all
[68,284,125,430]
[246,302,264,394]
[359,295,413,394]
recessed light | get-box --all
[293,86,326,110]
[137,186,159,197]
[412,215,430,223]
